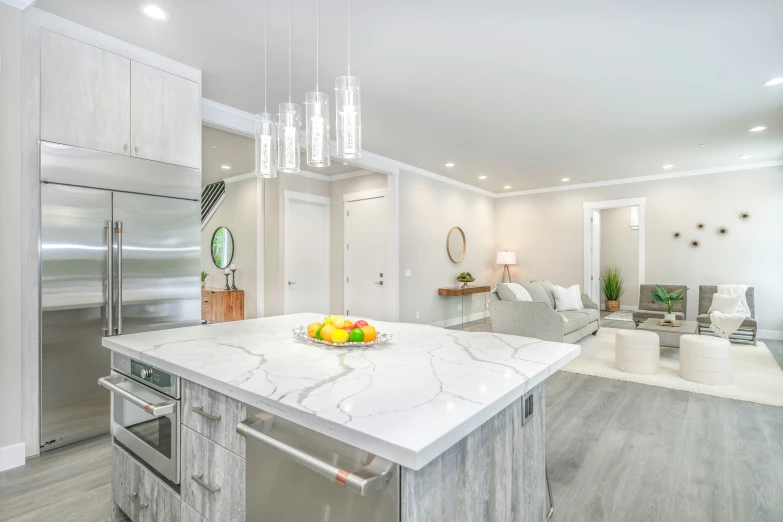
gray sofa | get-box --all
[698,285,757,345]
[489,281,600,343]
[632,284,688,326]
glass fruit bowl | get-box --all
[292,326,393,347]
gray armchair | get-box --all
[633,284,688,326]
[698,285,757,345]
[489,281,600,343]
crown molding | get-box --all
[203,99,255,138]
[0,0,36,10]
[223,171,257,184]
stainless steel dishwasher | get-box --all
[237,408,399,522]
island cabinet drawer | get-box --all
[182,379,247,458]
[182,503,207,522]
[182,425,246,522]
[113,444,181,522]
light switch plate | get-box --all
[404,270,412,278]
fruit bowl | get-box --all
[292,326,393,347]
[456,276,475,288]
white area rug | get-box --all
[603,311,634,322]
[563,328,783,407]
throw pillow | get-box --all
[552,284,583,311]
[522,282,553,308]
[708,293,742,314]
[496,283,533,302]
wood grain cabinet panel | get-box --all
[181,503,207,522]
[131,61,201,169]
[182,379,247,458]
[113,444,181,522]
[181,426,246,522]
[40,30,131,155]
[201,289,244,323]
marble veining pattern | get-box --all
[103,313,579,469]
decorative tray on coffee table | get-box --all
[656,320,682,327]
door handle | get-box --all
[288,281,296,285]
[192,473,222,493]
[97,375,176,416]
[115,221,123,335]
[105,221,114,336]
[374,281,384,286]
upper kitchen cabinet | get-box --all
[131,61,202,169]
[40,30,131,156]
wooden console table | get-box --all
[437,285,492,329]
[202,288,244,323]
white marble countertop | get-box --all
[103,313,580,470]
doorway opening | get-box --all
[583,198,646,311]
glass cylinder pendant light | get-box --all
[255,4,277,178]
[335,0,361,159]
[305,0,330,167]
[278,0,301,174]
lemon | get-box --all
[320,324,337,342]
[328,315,346,329]
[331,329,349,344]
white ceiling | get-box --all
[36,0,783,193]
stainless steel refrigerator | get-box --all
[40,142,201,452]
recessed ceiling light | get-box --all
[445,163,455,167]
[749,126,767,132]
[221,165,231,170]
[739,154,755,159]
[763,77,783,87]
[139,4,170,21]
[503,185,511,190]
[662,164,674,169]
[561,178,570,182]
[210,145,218,148]
[478,175,487,180]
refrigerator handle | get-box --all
[105,220,114,336]
[115,221,123,335]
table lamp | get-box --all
[497,251,517,283]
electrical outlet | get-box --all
[416,311,419,319]
[457,304,462,311]
[405,270,412,278]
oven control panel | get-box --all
[111,352,180,399]
[132,360,172,388]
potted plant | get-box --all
[601,267,625,312]
[201,271,208,289]
[457,271,474,288]
[651,284,686,323]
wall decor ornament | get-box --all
[673,232,681,238]
[696,223,705,230]
[717,227,729,235]
[739,212,750,220]
[690,240,700,248]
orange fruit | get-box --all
[361,325,377,342]
[320,325,337,342]
[307,322,323,338]
[331,329,349,344]
[344,320,354,328]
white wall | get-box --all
[329,173,390,314]
[398,170,496,326]
[495,166,783,332]
[201,178,260,318]
[0,2,24,467]
[600,207,639,308]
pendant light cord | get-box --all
[347,0,351,76]
[316,0,319,92]
[288,0,292,103]
[264,2,268,113]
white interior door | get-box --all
[284,195,329,315]
[345,195,388,321]
[590,209,601,302]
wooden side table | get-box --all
[437,285,492,329]
[202,288,245,323]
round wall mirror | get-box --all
[446,226,466,263]
[211,227,234,269]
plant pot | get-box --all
[201,281,206,288]
[663,312,676,323]
[605,300,620,313]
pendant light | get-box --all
[335,0,361,159]
[305,0,330,167]
[255,3,277,178]
[278,0,301,174]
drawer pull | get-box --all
[192,406,221,421]
[127,492,148,510]
[192,473,222,493]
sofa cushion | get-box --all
[537,280,556,309]
[559,311,590,334]
[521,282,552,308]
[496,283,532,302]
[696,314,757,328]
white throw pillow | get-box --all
[552,284,583,311]
[496,283,533,302]
[708,293,742,314]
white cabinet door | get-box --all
[131,61,201,169]
[40,30,131,155]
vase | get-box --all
[663,312,676,323]
[605,300,620,313]
[201,280,206,289]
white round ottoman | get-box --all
[680,335,732,385]
[615,330,660,375]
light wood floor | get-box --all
[2,317,781,522]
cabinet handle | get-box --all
[124,144,128,151]
[192,406,221,421]
[127,492,148,510]
[192,473,221,493]
[134,146,139,153]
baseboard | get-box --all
[758,330,783,341]
[620,305,638,311]
[0,442,25,472]
[431,311,488,329]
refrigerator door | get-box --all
[40,183,113,451]
[112,192,200,335]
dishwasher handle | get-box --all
[236,417,393,496]
[98,374,176,417]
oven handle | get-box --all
[98,374,176,417]
[236,416,393,496]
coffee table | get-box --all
[638,318,698,348]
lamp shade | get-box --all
[497,251,517,265]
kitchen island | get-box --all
[103,313,580,522]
